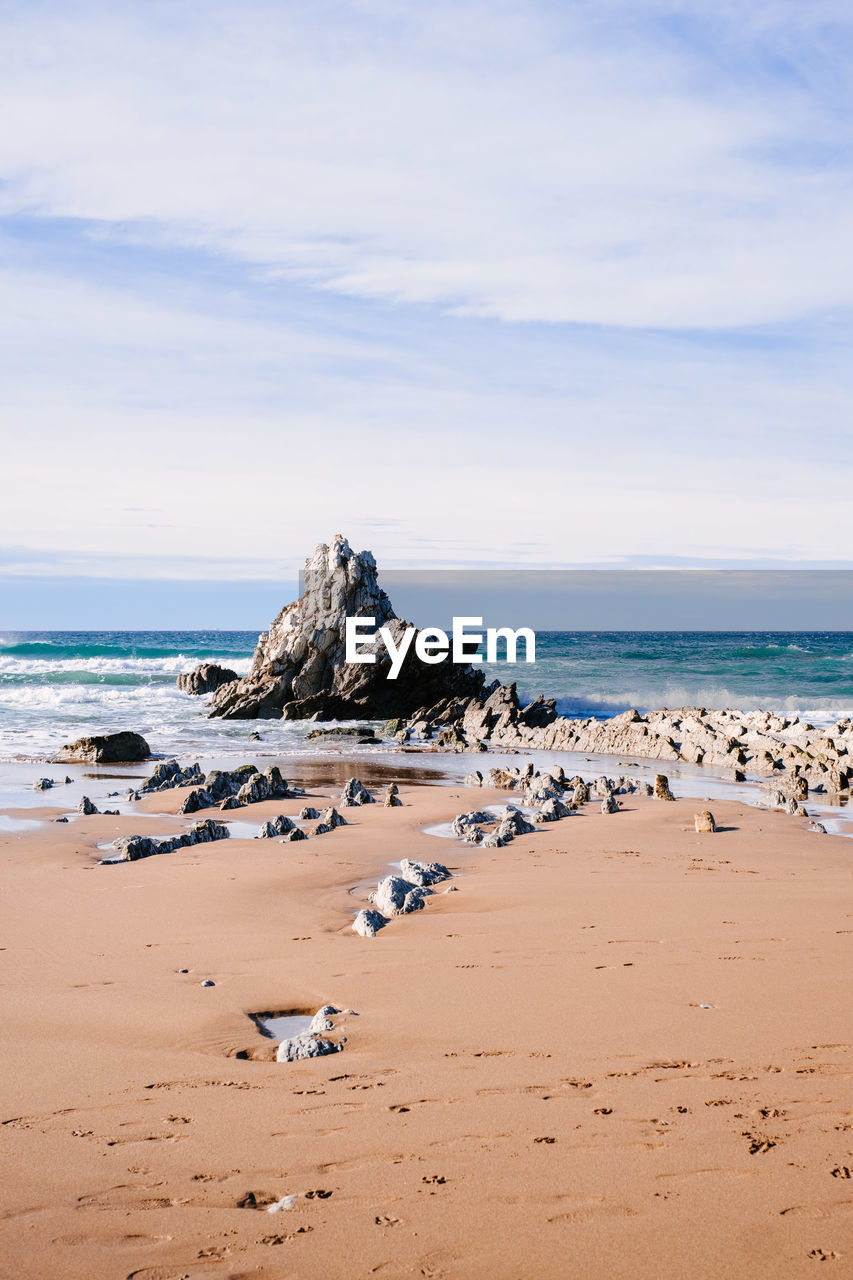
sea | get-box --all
[2,629,853,763]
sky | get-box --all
[2,0,853,625]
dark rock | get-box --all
[177,663,240,695]
[56,731,150,764]
[256,815,296,838]
[179,787,215,815]
[654,774,676,801]
[110,818,230,862]
[316,807,346,831]
[340,777,374,807]
[139,759,203,794]
[78,796,98,815]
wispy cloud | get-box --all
[1,1,853,588]
[1,1,853,328]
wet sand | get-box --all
[1,777,852,1279]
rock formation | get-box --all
[56,731,150,764]
[176,663,239,695]
[109,818,230,863]
[207,535,484,721]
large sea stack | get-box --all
[207,535,484,720]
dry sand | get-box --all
[1,772,852,1279]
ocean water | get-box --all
[1,629,853,763]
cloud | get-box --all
[1,0,853,328]
[2,0,853,582]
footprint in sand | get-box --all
[235,1190,280,1209]
[261,1227,313,1244]
[742,1131,778,1154]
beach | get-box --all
[1,762,851,1279]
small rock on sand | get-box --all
[370,875,430,916]
[353,909,387,937]
[654,774,676,801]
[694,810,716,833]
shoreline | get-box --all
[1,763,852,1277]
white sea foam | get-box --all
[0,654,252,678]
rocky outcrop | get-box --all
[177,663,239,696]
[56,731,150,764]
[209,535,484,721]
[147,764,302,813]
[137,760,204,793]
[416,687,853,797]
[109,818,230,863]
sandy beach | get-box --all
[1,765,851,1280]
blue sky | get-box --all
[2,0,853,625]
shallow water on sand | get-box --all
[257,1014,313,1040]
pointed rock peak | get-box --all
[208,534,483,722]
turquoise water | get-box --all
[1,629,852,761]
